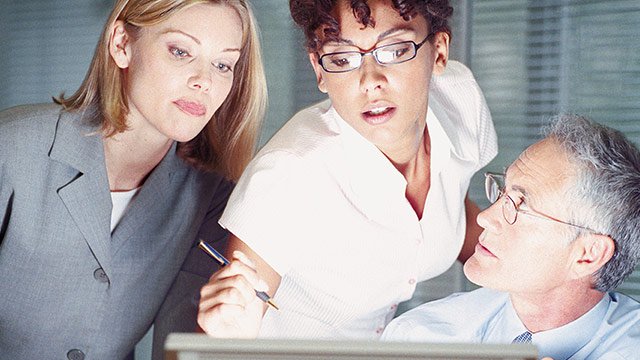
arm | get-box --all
[197,234,281,338]
[458,195,483,263]
[225,234,282,309]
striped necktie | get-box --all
[512,331,532,343]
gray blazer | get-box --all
[0,104,232,359]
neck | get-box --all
[383,126,431,219]
[509,286,605,333]
[103,129,173,191]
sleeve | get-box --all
[197,177,235,253]
[151,176,234,360]
[219,150,314,275]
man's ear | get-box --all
[570,233,615,280]
[431,32,450,75]
[109,20,132,69]
[308,52,328,93]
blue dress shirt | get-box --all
[382,288,640,359]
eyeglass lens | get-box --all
[501,195,517,225]
[485,173,518,225]
[485,174,502,203]
[320,41,417,72]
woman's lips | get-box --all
[174,100,206,117]
[361,106,396,125]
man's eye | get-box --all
[514,196,528,210]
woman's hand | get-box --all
[197,251,266,338]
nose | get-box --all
[358,55,387,94]
[476,200,504,234]
[188,63,212,93]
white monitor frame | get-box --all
[165,333,538,360]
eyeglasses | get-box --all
[484,172,599,233]
[317,33,434,73]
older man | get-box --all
[382,114,640,359]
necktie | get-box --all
[512,331,532,344]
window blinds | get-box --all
[0,1,110,110]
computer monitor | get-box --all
[165,333,538,360]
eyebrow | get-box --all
[504,167,530,201]
[160,28,241,52]
[325,25,419,47]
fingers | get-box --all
[200,251,263,308]
[197,251,268,337]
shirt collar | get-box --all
[500,295,610,360]
[321,104,454,224]
[533,295,610,359]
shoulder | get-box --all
[0,103,64,159]
[0,103,62,135]
[231,100,342,193]
[383,288,508,342]
[259,99,341,163]
[605,292,640,325]
[592,292,640,357]
[429,61,497,168]
[397,287,507,321]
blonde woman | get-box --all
[0,0,265,359]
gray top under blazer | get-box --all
[0,104,233,359]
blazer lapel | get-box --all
[49,108,113,275]
[110,142,185,252]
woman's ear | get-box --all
[431,32,450,75]
[570,233,616,280]
[308,52,328,94]
[109,20,132,69]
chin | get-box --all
[169,126,207,143]
[463,258,490,287]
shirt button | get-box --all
[408,278,416,285]
[390,304,398,310]
[376,326,384,334]
[67,349,85,360]
[93,268,109,283]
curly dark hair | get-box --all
[289,0,453,52]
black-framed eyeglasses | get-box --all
[484,172,600,233]
[317,33,434,73]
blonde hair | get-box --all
[56,0,267,180]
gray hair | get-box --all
[544,114,640,292]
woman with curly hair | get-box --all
[199,0,497,339]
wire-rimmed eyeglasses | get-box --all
[317,33,434,73]
[484,172,600,233]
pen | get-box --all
[198,240,279,310]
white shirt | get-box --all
[110,188,139,232]
[220,61,498,339]
[383,288,640,360]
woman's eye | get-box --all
[170,47,190,58]
[331,57,351,68]
[393,47,410,58]
[214,62,233,73]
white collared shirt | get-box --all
[383,288,640,360]
[220,61,498,339]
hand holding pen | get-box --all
[197,240,274,338]
[198,240,278,309]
